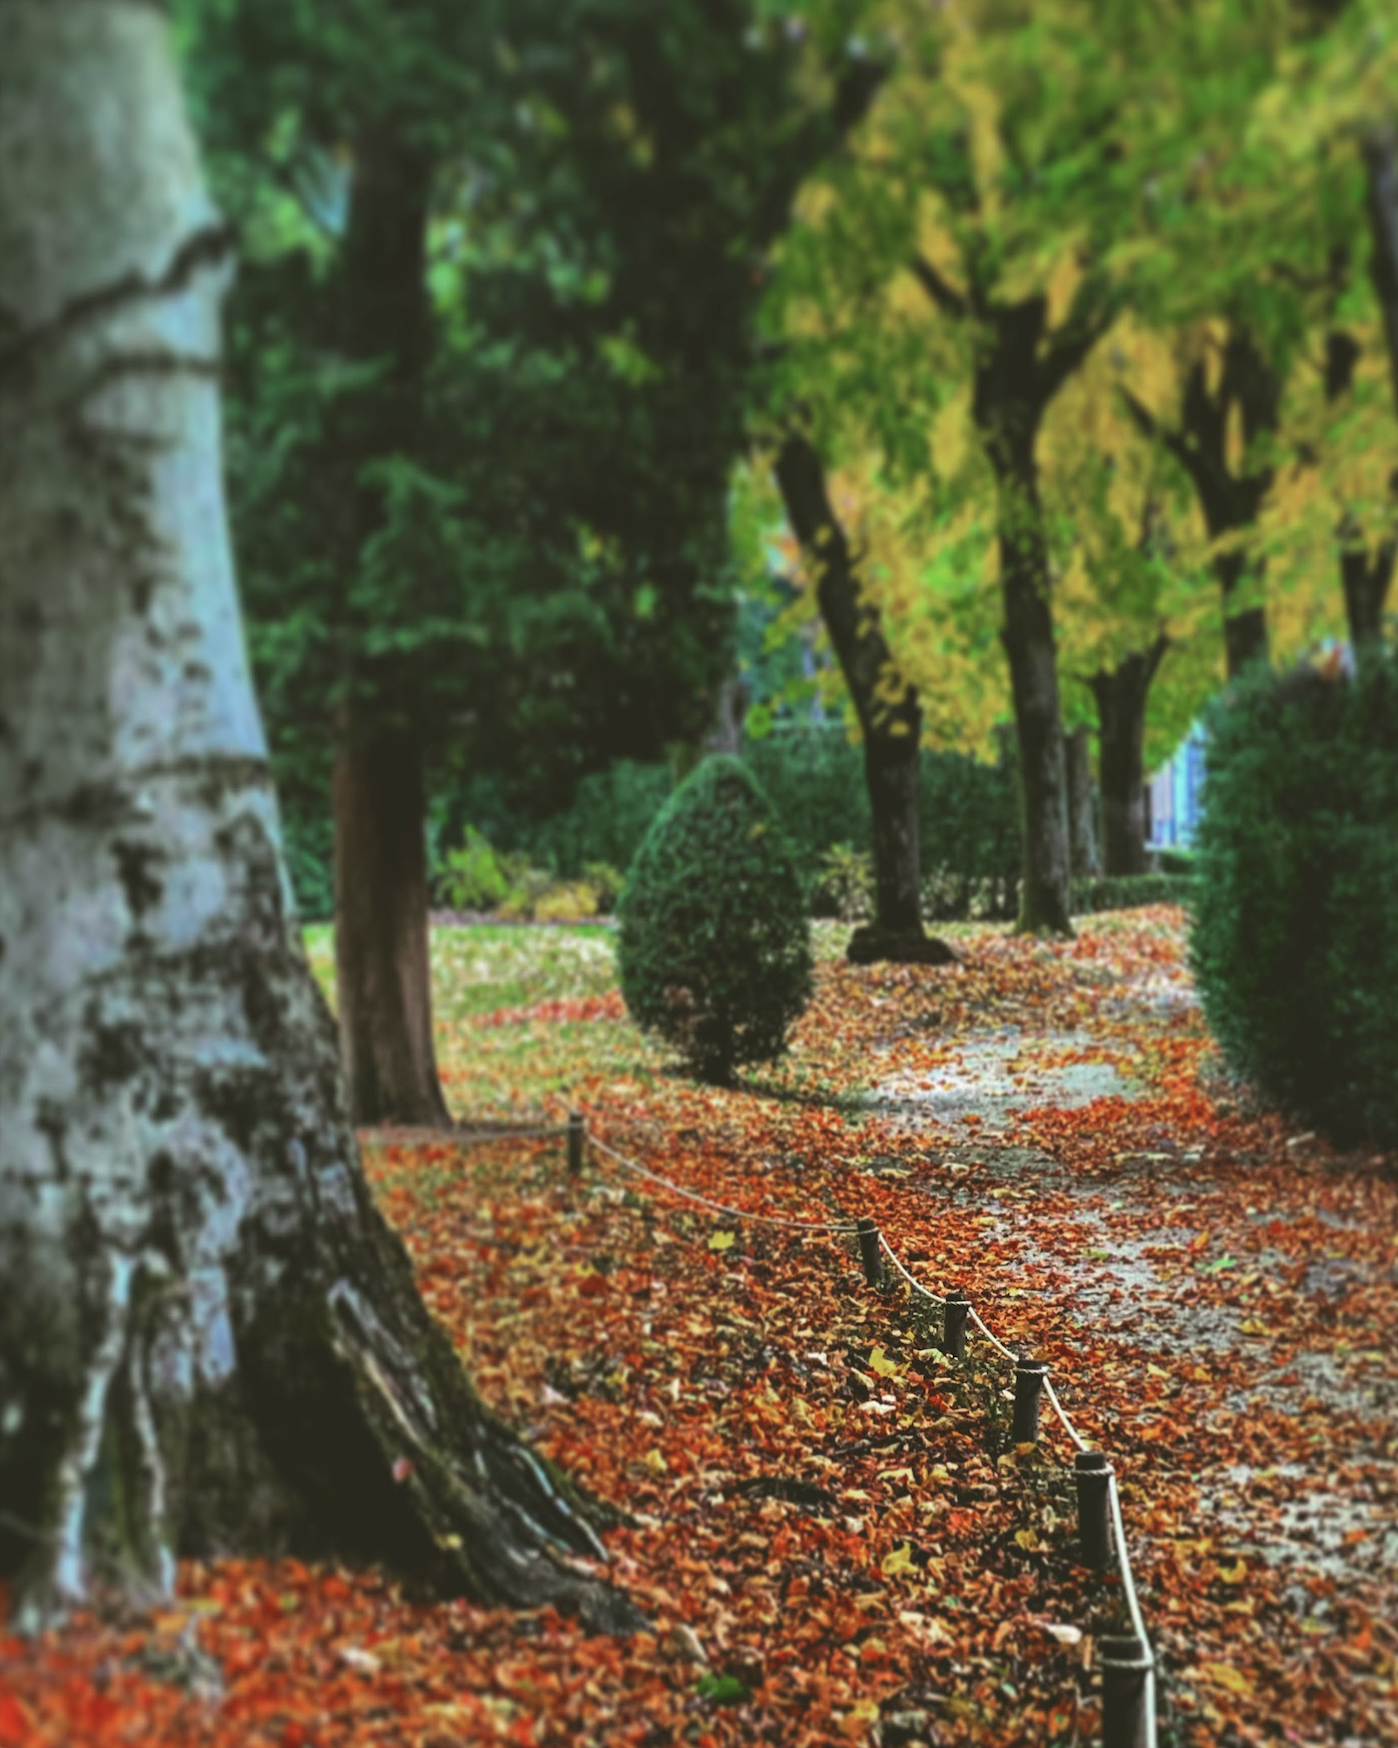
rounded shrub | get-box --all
[616,755,813,1083]
[1190,649,1398,1147]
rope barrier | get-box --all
[454,1111,1156,1747]
[966,1302,1022,1365]
[588,1134,860,1233]
[878,1235,943,1300]
[1108,1475,1152,1659]
[1043,1377,1091,1454]
[451,1124,568,1143]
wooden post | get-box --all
[1074,1450,1113,1571]
[943,1290,970,1359]
[1100,1632,1152,1748]
[856,1218,883,1289]
[567,1110,585,1177]
[1011,1355,1048,1444]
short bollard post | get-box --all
[1074,1450,1114,1571]
[1011,1355,1049,1444]
[856,1218,883,1289]
[1100,1632,1152,1748]
[567,1110,585,1177]
[942,1290,970,1359]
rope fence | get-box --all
[454,1110,1159,1748]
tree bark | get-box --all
[1325,327,1398,646]
[333,723,450,1127]
[1339,535,1396,646]
[964,291,1091,937]
[1063,726,1100,880]
[1123,330,1277,678]
[0,0,631,1634]
[1364,125,1398,420]
[1090,638,1169,877]
[774,433,932,950]
[329,126,451,1126]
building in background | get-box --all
[1145,723,1207,851]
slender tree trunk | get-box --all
[995,476,1073,935]
[1217,552,1269,677]
[1063,725,1100,880]
[1090,639,1168,877]
[862,731,923,934]
[775,434,953,962]
[334,722,450,1127]
[330,128,451,1126]
[1124,333,1276,679]
[1364,125,1398,419]
[1340,537,1397,647]
[1327,324,1398,646]
[0,0,630,1634]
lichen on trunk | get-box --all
[0,0,633,1636]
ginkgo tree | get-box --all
[764,0,1174,933]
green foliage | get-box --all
[279,796,336,921]
[616,756,813,1082]
[184,0,884,846]
[811,842,874,922]
[1071,874,1195,915]
[1190,650,1398,1147]
[434,828,618,922]
[438,828,515,912]
[522,762,676,880]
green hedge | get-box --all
[515,729,1020,918]
[1071,874,1195,914]
[279,728,1023,924]
[1189,651,1398,1147]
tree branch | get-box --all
[909,253,968,322]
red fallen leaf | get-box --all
[392,1456,414,1483]
[0,1692,32,1748]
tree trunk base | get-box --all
[846,926,961,967]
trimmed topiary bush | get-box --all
[1190,649,1398,1147]
[617,755,813,1082]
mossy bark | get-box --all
[0,0,632,1635]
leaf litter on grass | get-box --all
[3,909,1395,1746]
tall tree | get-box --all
[0,0,629,1632]
[196,0,883,1121]
[775,432,953,958]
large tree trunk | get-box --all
[1063,725,1100,880]
[1090,639,1168,877]
[334,722,450,1127]
[0,0,630,1634]
[775,434,953,962]
[329,127,451,1126]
